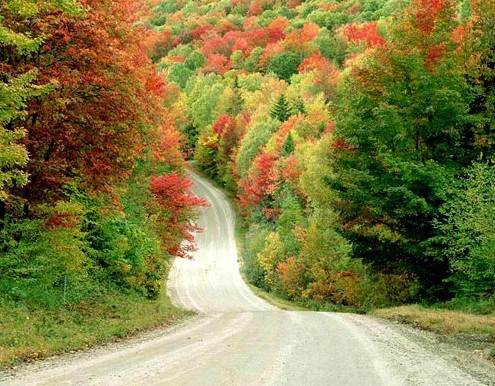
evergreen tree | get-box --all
[270,94,291,122]
[227,77,245,116]
[281,133,295,157]
[292,98,307,115]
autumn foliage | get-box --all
[4,0,494,316]
[150,172,207,257]
[341,22,385,47]
[0,0,206,305]
[141,0,495,311]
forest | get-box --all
[0,0,494,363]
[144,0,495,311]
[0,0,202,363]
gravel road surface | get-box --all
[2,172,495,385]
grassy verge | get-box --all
[245,283,307,311]
[371,305,495,335]
[371,305,495,361]
[0,280,190,368]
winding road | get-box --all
[3,173,495,385]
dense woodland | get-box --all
[0,0,203,313]
[145,0,495,311]
[1,0,495,320]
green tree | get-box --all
[270,94,291,122]
[244,47,263,72]
[184,51,206,70]
[307,10,347,30]
[236,117,279,177]
[229,77,245,116]
[168,63,194,89]
[267,52,302,82]
[291,97,307,116]
[280,132,295,157]
[187,74,225,131]
[0,0,80,202]
[277,190,305,257]
[194,125,219,177]
[437,161,495,298]
[231,50,244,70]
[215,78,245,117]
[257,231,284,290]
[315,28,347,65]
[329,0,471,297]
[0,127,28,201]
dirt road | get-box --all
[3,172,495,385]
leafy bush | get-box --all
[0,201,92,307]
[257,231,285,290]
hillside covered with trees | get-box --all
[2,0,495,365]
[145,0,495,311]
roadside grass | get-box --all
[371,305,495,335]
[245,282,307,311]
[371,305,495,361]
[0,286,190,368]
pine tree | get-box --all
[227,77,245,116]
[292,98,307,115]
[281,132,295,157]
[270,94,291,122]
